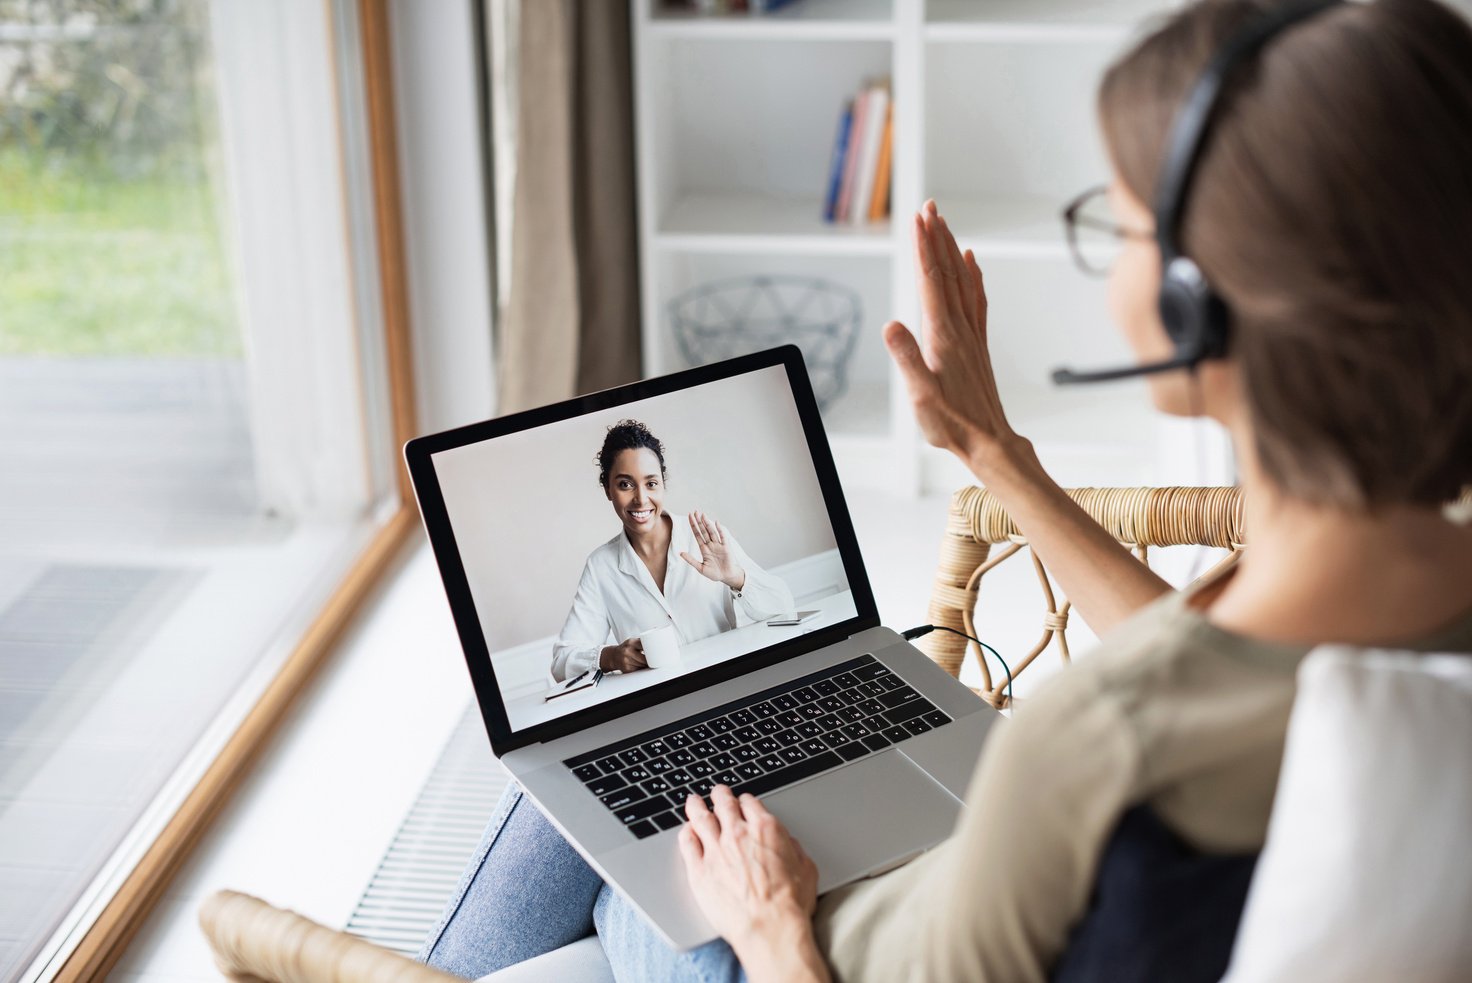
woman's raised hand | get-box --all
[679,510,744,590]
[884,200,1020,466]
[599,637,648,673]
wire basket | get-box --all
[668,275,862,410]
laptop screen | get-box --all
[407,348,878,753]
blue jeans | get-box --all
[418,781,744,982]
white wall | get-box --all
[432,364,838,649]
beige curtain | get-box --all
[495,0,642,415]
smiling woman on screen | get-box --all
[549,419,795,682]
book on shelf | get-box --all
[823,101,854,223]
[834,86,868,224]
[823,77,892,225]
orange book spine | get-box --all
[868,107,894,221]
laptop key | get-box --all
[690,741,717,758]
[653,811,682,831]
[730,750,843,799]
[797,704,825,721]
[754,737,781,755]
[620,748,649,766]
[757,754,785,771]
[834,741,870,762]
[842,722,873,740]
[646,757,673,775]
[837,706,864,723]
[923,709,951,727]
[860,680,888,698]
[668,748,696,767]
[629,820,659,839]
[691,778,716,796]
[755,718,783,736]
[643,778,671,796]
[837,690,865,706]
[713,770,741,787]
[796,721,823,739]
[711,752,736,770]
[776,710,803,728]
[882,725,910,744]
[710,716,735,734]
[595,755,623,774]
[616,796,669,825]
[862,733,892,752]
[855,662,889,681]
[666,732,693,749]
[623,765,651,783]
[800,739,829,756]
[774,730,802,747]
[733,726,760,743]
[730,708,757,726]
[733,744,761,762]
[752,701,778,718]
[878,675,904,692]
[687,761,715,778]
[665,787,691,808]
[832,672,859,689]
[772,694,799,712]
[586,773,628,797]
[879,686,921,709]
[858,698,886,716]
[816,713,843,731]
[688,724,715,742]
[778,746,809,764]
[735,762,764,780]
[904,718,933,736]
[817,696,845,714]
[602,788,647,811]
[712,734,740,751]
[813,679,839,697]
[793,686,819,703]
[645,739,670,757]
[573,764,602,782]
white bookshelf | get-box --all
[633,0,1204,494]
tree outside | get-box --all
[0,0,241,356]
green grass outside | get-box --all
[0,151,241,357]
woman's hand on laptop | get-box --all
[884,200,1025,473]
[679,786,831,983]
[598,637,647,673]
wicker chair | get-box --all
[917,486,1248,709]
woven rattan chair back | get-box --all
[919,486,1247,710]
[198,889,458,983]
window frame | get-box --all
[30,1,422,978]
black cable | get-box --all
[902,625,1013,707]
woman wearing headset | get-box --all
[421,2,1472,980]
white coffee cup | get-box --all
[639,624,681,670]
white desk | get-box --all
[503,589,858,731]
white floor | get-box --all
[110,484,1105,980]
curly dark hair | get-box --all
[596,419,668,492]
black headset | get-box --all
[1053,0,1344,386]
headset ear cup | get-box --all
[1158,256,1227,365]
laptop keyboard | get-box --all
[562,654,953,839]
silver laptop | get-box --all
[405,345,999,949]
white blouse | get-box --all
[550,512,796,681]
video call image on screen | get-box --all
[431,365,859,732]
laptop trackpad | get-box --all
[762,750,963,892]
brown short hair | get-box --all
[1099,0,1472,508]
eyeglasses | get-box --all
[1061,184,1154,277]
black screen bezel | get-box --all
[403,345,881,756]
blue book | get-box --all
[823,102,854,224]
